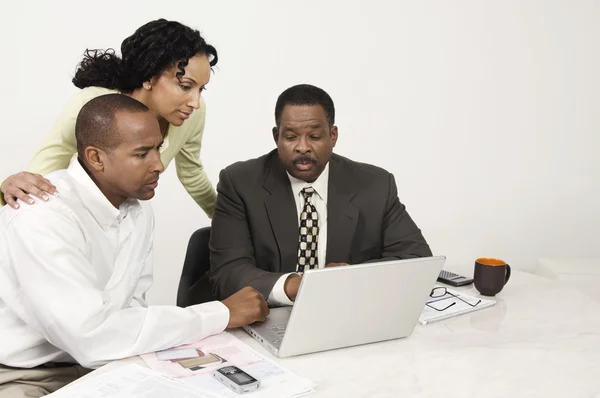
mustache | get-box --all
[292,155,316,164]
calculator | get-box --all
[437,270,474,287]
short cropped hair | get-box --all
[75,93,149,156]
[274,84,335,127]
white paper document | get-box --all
[419,285,496,325]
[141,332,315,398]
[49,332,315,398]
[140,332,261,378]
[46,363,215,398]
[184,358,314,398]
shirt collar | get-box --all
[286,162,330,204]
[67,157,142,230]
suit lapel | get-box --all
[326,155,358,263]
[263,153,299,273]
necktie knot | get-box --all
[301,187,315,201]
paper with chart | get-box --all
[140,331,315,397]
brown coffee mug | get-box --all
[473,258,511,296]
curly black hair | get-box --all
[72,19,218,91]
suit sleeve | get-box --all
[377,173,433,259]
[209,168,285,299]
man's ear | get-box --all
[84,146,105,172]
[272,126,279,145]
[330,125,339,148]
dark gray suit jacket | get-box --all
[208,150,432,300]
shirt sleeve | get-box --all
[175,98,217,218]
[267,273,296,307]
[130,209,155,308]
[5,207,229,369]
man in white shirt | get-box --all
[208,84,432,305]
[0,94,268,397]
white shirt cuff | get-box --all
[189,301,230,333]
[268,273,296,306]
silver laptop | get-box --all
[243,256,446,357]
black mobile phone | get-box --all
[437,270,474,287]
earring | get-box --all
[144,84,151,90]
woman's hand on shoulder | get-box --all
[1,171,58,209]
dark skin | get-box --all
[82,110,270,327]
[82,110,165,208]
[272,104,348,301]
[273,104,338,183]
[1,54,210,209]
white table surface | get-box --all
[64,269,600,398]
[536,258,600,302]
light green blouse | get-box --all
[1,87,216,217]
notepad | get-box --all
[418,286,496,325]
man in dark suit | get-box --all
[209,84,432,305]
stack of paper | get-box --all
[140,332,315,397]
[48,332,314,398]
[183,360,314,398]
[47,364,215,398]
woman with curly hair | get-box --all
[1,18,219,217]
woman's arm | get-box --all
[175,98,217,218]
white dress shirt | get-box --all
[0,159,229,369]
[267,163,330,306]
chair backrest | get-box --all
[177,226,214,307]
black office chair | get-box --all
[177,227,217,307]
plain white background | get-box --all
[1,1,598,305]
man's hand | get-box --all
[284,274,302,302]
[222,286,269,329]
[1,171,58,209]
[325,262,349,268]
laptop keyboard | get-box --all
[268,324,287,337]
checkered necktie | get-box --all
[296,187,319,272]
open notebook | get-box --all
[418,285,496,325]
